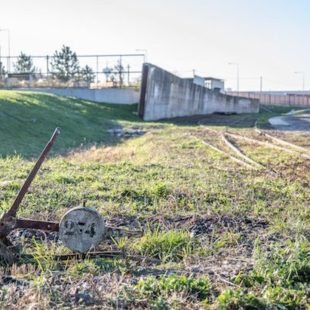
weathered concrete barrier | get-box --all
[21,87,139,104]
[138,64,259,120]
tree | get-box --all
[14,52,36,73]
[114,60,124,87]
[79,65,95,83]
[50,45,80,82]
[103,66,113,82]
[0,62,6,76]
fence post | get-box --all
[46,55,49,79]
[96,56,99,86]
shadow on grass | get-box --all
[160,113,258,128]
[156,105,301,130]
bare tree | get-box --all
[114,60,124,87]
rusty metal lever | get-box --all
[0,128,60,241]
[7,128,60,218]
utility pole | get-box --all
[127,64,130,86]
[0,28,11,73]
[96,56,99,86]
[228,62,239,95]
[294,71,305,92]
[259,76,263,103]
[135,49,147,63]
[46,55,49,79]
[119,55,123,88]
[0,45,2,79]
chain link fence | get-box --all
[0,53,144,89]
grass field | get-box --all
[0,90,309,309]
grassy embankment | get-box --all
[0,90,309,309]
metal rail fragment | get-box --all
[201,140,255,169]
[20,251,160,263]
[16,219,59,232]
[225,132,310,160]
[256,129,310,155]
[221,133,265,169]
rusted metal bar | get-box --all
[15,219,59,231]
[6,128,60,218]
[20,251,160,263]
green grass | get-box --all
[0,90,309,309]
[132,228,196,262]
[134,274,212,308]
[0,90,139,157]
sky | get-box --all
[0,0,309,91]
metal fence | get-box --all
[0,53,145,88]
[227,91,310,107]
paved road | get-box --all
[269,111,310,131]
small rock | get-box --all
[74,289,96,306]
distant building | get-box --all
[189,75,225,93]
[204,77,225,93]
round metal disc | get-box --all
[59,207,105,253]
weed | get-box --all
[232,238,310,308]
[132,228,196,262]
[216,289,265,309]
[32,239,57,273]
[68,260,98,276]
[136,274,212,306]
[263,287,308,309]
[112,236,128,252]
[252,239,310,288]
[213,231,240,249]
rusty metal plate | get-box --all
[59,207,105,253]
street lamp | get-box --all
[294,71,305,92]
[228,62,239,94]
[135,49,147,63]
[0,28,10,73]
[0,45,2,78]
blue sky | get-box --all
[0,0,309,90]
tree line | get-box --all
[0,45,127,84]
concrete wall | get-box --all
[228,91,310,107]
[139,64,259,121]
[22,87,139,104]
[193,75,205,87]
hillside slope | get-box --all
[0,90,139,157]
